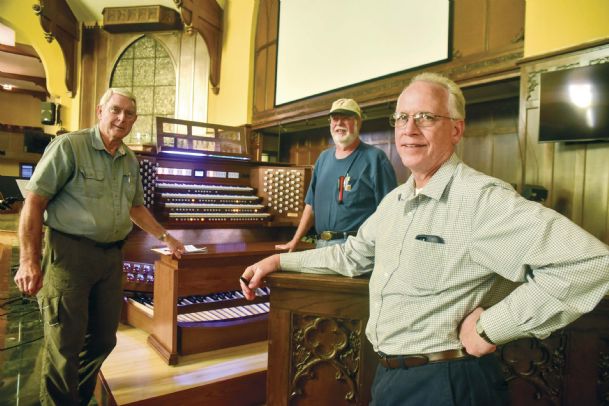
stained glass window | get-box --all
[110,36,176,145]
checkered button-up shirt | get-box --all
[280,154,609,354]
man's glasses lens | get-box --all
[389,112,451,128]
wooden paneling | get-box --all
[253,0,278,114]
[551,143,586,223]
[276,94,521,188]
[267,272,609,405]
[487,0,525,50]
[266,272,376,406]
[453,0,487,57]
[459,97,521,187]
[582,144,609,241]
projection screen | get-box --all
[275,0,451,106]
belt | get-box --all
[51,229,125,250]
[318,230,357,241]
[378,349,471,369]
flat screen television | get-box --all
[539,62,609,143]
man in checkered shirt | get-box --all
[240,72,609,405]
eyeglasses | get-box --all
[389,112,455,128]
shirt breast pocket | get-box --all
[400,239,447,295]
[79,166,105,198]
[124,172,137,203]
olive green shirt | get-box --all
[280,154,609,355]
[27,126,144,242]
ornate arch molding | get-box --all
[174,0,223,94]
[32,0,78,96]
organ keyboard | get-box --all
[156,182,255,192]
[138,157,310,227]
[121,117,314,364]
[127,288,270,324]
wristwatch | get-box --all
[476,319,495,345]
[158,231,169,242]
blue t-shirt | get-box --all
[305,141,397,233]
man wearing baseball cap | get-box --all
[276,98,397,251]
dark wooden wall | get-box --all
[274,86,520,186]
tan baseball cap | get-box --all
[329,98,361,119]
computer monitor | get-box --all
[0,176,24,200]
[20,163,35,179]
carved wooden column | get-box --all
[266,272,376,405]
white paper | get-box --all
[151,245,207,255]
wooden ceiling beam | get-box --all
[0,87,47,101]
[0,70,46,88]
[0,44,42,61]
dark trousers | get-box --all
[37,229,124,406]
[370,353,510,406]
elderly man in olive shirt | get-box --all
[14,88,184,406]
[240,73,609,405]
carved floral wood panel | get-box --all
[499,332,566,404]
[290,314,363,404]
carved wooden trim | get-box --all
[32,0,79,95]
[518,37,609,66]
[499,331,567,404]
[102,6,181,33]
[174,0,223,94]
[290,314,363,403]
[525,57,609,101]
[251,45,523,129]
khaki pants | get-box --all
[37,229,123,406]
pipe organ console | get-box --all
[121,117,313,364]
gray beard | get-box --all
[332,132,358,147]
